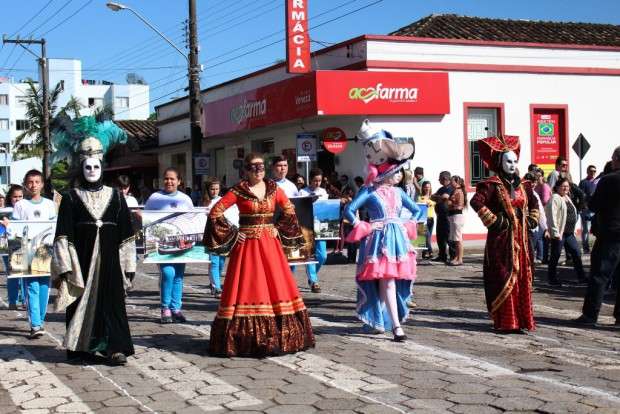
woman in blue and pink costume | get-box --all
[344,120,421,342]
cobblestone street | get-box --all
[1,254,619,413]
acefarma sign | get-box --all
[349,84,419,104]
[286,0,310,74]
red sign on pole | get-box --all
[532,113,560,165]
[286,0,311,74]
[322,127,348,154]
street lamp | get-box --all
[106,1,203,189]
[106,2,188,63]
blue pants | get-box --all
[533,227,545,261]
[306,240,327,284]
[159,264,185,311]
[24,277,50,329]
[3,256,23,305]
[209,255,226,290]
[580,212,592,252]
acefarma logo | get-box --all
[230,99,267,124]
[349,83,419,104]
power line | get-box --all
[91,0,270,78]
[27,0,75,35]
[8,0,56,38]
[202,0,360,63]
[202,0,384,70]
[40,0,94,36]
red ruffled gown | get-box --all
[204,179,315,357]
[470,177,539,332]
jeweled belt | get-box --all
[239,214,274,226]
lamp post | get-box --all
[106,1,203,188]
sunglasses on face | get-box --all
[244,162,265,172]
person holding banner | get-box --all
[52,137,137,365]
[204,152,315,357]
[3,184,25,310]
[344,121,421,342]
[145,167,194,324]
[203,178,226,298]
[10,170,57,339]
[298,168,329,293]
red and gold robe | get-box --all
[203,179,315,357]
[470,177,540,331]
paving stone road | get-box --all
[1,253,619,413]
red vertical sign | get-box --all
[286,0,311,73]
[532,113,560,165]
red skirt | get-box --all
[209,233,315,357]
[491,223,535,332]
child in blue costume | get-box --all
[344,120,421,341]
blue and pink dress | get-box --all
[344,184,421,332]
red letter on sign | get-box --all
[286,0,310,74]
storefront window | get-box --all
[464,104,503,189]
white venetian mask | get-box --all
[83,157,102,183]
[501,151,518,175]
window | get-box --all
[16,119,31,131]
[88,97,103,108]
[464,104,504,189]
[251,138,274,155]
[0,95,8,105]
[0,119,8,130]
[115,97,129,108]
[16,96,28,106]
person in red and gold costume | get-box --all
[203,152,315,357]
[470,136,540,333]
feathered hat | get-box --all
[51,114,128,166]
[356,119,415,184]
[478,134,520,173]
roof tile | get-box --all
[390,14,620,47]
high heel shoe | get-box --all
[392,327,407,342]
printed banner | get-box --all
[286,197,317,263]
[1,220,56,279]
[532,112,560,166]
[141,209,211,264]
[314,199,341,240]
[411,222,428,251]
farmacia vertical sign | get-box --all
[286,0,311,73]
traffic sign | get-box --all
[572,133,591,160]
[322,127,348,154]
[193,153,210,175]
[296,133,317,162]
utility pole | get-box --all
[2,36,51,181]
[188,0,203,190]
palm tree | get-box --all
[93,103,114,122]
[13,79,63,160]
[59,96,84,119]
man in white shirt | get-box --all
[11,170,57,339]
[271,156,300,198]
[297,168,329,293]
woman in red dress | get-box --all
[204,153,315,357]
[470,136,540,333]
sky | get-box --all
[1,0,619,115]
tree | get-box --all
[13,79,62,160]
[126,72,147,85]
[148,112,157,121]
[93,103,114,122]
[58,96,84,119]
